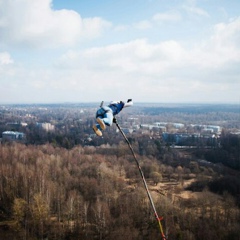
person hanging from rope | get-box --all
[92,99,133,136]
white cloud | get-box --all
[81,17,112,39]
[183,5,209,17]
[0,52,13,65]
[114,11,180,32]
[152,10,182,22]
[0,51,14,82]
[182,0,209,17]
[212,17,240,49]
[0,0,111,48]
[58,39,186,76]
[190,17,240,69]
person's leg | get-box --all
[93,106,113,135]
[102,111,113,126]
[96,106,113,128]
[96,118,106,130]
[94,107,106,130]
[92,125,102,136]
[93,108,105,136]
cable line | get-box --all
[113,117,166,240]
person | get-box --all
[92,99,133,136]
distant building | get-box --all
[6,122,28,128]
[203,125,222,134]
[140,124,153,130]
[191,124,222,134]
[154,122,168,126]
[140,124,166,132]
[121,128,134,134]
[2,131,25,141]
[36,122,55,132]
[173,123,185,129]
[162,132,200,145]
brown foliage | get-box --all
[0,143,239,239]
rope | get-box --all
[113,117,166,240]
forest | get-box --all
[0,133,239,240]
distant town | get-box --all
[0,103,239,149]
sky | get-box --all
[0,0,240,104]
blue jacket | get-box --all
[108,102,124,115]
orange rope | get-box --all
[157,216,166,240]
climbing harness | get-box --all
[113,117,166,240]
